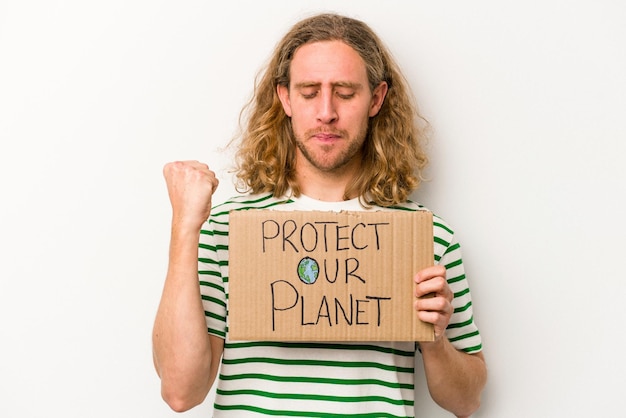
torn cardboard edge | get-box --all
[227,209,435,342]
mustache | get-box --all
[304,128,345,137]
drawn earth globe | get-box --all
[297,257,319,285]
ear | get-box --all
[277,84,292,117]
[368,81,388,117]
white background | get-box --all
[1,1,624,417]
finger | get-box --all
[164,161,216,187]
[414,265,446,284]
[414,275,450,298]
[164,160,210,175]
[416,310,447,326]
[416,311,449,339]
[414,296,453,314]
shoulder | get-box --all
[208,193,293,221]
[201,193,292,241]
[388,200,457,250]
[388,200,454,231]
[211,193,293,214]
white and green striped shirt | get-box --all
[199,193,482,417]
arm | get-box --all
[152,161,224,412]
[414,265,487,417]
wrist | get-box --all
[419,335,449,354]
[171,215,205,236]
[169,220,203,255]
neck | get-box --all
[296,174,350,201]
[295,160,361,202]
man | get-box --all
[152,13,487,417]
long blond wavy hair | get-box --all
[232,13,429,207]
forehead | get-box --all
[289,40,369,87]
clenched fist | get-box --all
[163,160,219,232]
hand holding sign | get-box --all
[163,160,219,231]
[413,265,454,340]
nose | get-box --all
[316,90,338,124]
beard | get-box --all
[294,125,369,173]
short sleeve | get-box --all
[198,218,228,339]
[433,217,482,353]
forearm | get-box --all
[152,225,216,411]
[419,338,487,417]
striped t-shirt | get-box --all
[199,193,482,417]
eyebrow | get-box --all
[293,81,363,90]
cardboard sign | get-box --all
[228,209,434,341]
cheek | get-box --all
[288,113,307,137]
[288,105,312,127]
[345,104,373,126]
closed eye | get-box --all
[335,86,357,100]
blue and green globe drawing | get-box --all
[297,256,319,285]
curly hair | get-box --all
[231,13,429,207]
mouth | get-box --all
[314,133,339,141]
[310,130,342,143]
